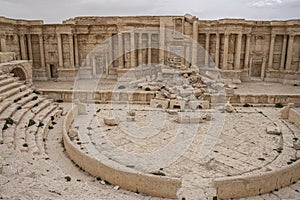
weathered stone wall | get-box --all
[0,15,299,84]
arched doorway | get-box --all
[11,67,27,81]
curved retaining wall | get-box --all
[62,106,181,199]
[214,160,300,199]
[41,89,155,104]
[288,108,300,128]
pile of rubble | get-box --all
[132,65,227,110]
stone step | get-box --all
[0,94,45,123]
[12,98,48,151]
[24,100,54,155]
[0,86,32,104]
[35,107,61,154]
[0,77,18,87]
[0,73,14,81]
[0,120,5,144]
[0,100,11,115]
[0,84,27,100]
[1,123,15,147]
[42,107,62,140]
[0,81,22,95]
[0,93,39,120]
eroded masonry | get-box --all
[1,14,300,200]
[0,14,299,84]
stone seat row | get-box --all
[0,72,62,155]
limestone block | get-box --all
[166,109,178,115]
[176,113,189,124]
[188,101,201,110]
[127,110,136,116]
[280,103,294,119]
[104,117,119,126]
[179,88,194,98]
[150,98,170,110]
[228,83,238,89]
[170,99,186,110]
[205,114,213,121]
[189,116,204,123]
[194,88,202,97]
[205,71,219,80]
[280,106,290,119]
[225,102,234,113]
[68,129,78,138]
[225,88,234,96]
[127,116,135,122]
[293,141,300,150]
[266,126,281,135]
[199,101,210,109]
[74,99,87,115]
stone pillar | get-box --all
[268,34,276,70]
[27,34,33,60]
[244,34,251,69]
[204,33,210,67]
[159,21,165,64]
[222,33,229,70]
[185,44,190,66]
[234,33,242,70]
[130,31,136,68]
[19,34,27,60]
[280,35,287,70]
[39,34,45,68]
[215,33,220,68]
[74,34,79,67]
[57,33,63,68]
[191,21,199,66]
[148,33,152,64]
[138,33,143,66]
[261,56,266,80]
[0,34,6,52]
[69,34,75,68]
[108,34,113,69]
[92,56,96,76]
[285,34,294,71]
[118,33,124,68]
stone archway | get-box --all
[11,67,27,81]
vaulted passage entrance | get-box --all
[11,67,26,81]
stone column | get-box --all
[74,34,79,67]
[261,56,267,80]
[108,34,113,70]
[138,33,143,66]
[130,31,136,68]
[222,33,229,70]
[234,33,242,70]
[19,34,27,60]
[159,21,165,64]
[0,34,6,52]
[57,33,63,68]
[118,33,124,68]
[92,56,97,76]
[204,33,210,67]
[285,34,295,71]
[280,35,287,70]
[148,33,152,64]
[268,34,276,70]
[244,34,251,69]
[27,34,33,60]
[39,34,45,68]
[191,21,199,66]
[69,34,75,68]
[215,33,220,68]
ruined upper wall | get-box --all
[0,16,43,25]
